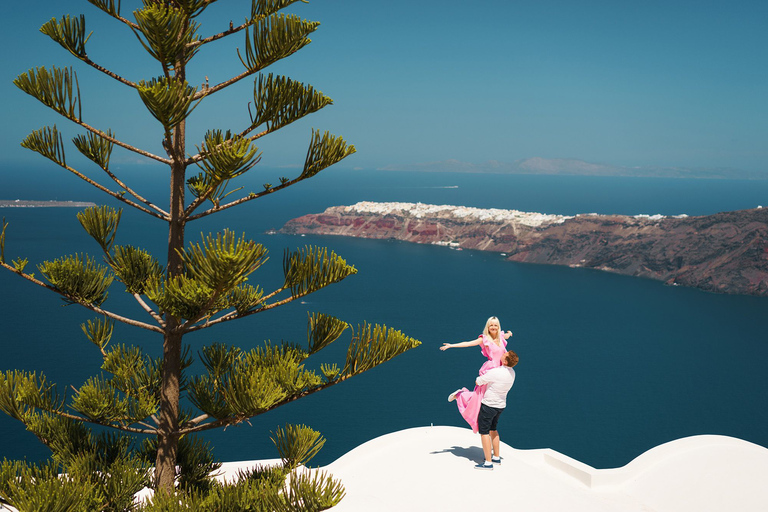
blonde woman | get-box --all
[440,316,513,433]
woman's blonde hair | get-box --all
[482,316,502,339]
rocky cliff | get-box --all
[279,202,768,296]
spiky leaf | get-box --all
[196,129,261,181]
[251,73,333,133]
[81,317,114,352]
[14,66,81,121]
[73,130,114,169]
[301,129,356,180]
[132,3,200,68]
[282,246,357,297]
[307,312,348,356]
[136,77,198,129]
[252,0,308,19]
[77,205,122,253]
[343,323,422,376]
[180,230,268,292]
[21,125,68,167]
[270,424,325,469]
[238,13,319,72]
[110,245,163,294]
[86,0,121,18]
[40,15,92,59]
[38,253,113,306]
[225,283,264,314]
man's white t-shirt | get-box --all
[475,366,516,408]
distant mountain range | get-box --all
[378,158,768,180]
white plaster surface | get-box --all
[321,426,768,512]
[2,426,766,511]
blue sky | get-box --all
[1,0,766,174]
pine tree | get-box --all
[0,0,420,508]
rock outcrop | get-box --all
[279,202,768,296]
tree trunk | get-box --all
[155,110,187,491]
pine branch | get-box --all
[20,128,168,219]
[73,132,168,216]
[184,130,261,215]
[282,246,357,297]
[136,77,200,130]
[132,3,200,70]
[40,15,92,60]
[238,14,318,73]
[14,66,82,122]
[301,129,356,180]
[253,74,333,132]
[109,245,164,296]
[77,205,121,253]
[0,260,165,333]
[72,119,171,166]
[186,177,297,221]
[132,293,166,326]
[85,0,139,29]
[38,253,113,307]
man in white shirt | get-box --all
[474,350,519,470]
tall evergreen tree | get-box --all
[0,0,420,507]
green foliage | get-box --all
[283,246,357,297]
[252,0,308,19]
[343,323,421,376]
[251,73,333,133]
[12,257,29,273]
[146,273,222,320]
[0,459,100,512]
[301,129,356,180]
[40,15,92,59]
[78,205,122,253]
[197,130,261,181]
[0,370,62,422]
[102,343,161,399]
[307,312,349,356]
[110,245,164,294]
[225,283,264,314]
[271,424,325,469]
[189,340,321,420]
[14,66,81,122]
[238,14,319,72]
[86,0,121,18]
[38,253,113,306]
[21,125,68,167]
[73,129,115,169]
[137,77,198,130]
[6,0,422,505]
[82,316,114,353]
[133,3,200,69]
[181,230,267,292]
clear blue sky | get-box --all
[1,0,766,173]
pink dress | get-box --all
[454,334,508,433]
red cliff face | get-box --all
[280,205,768,296]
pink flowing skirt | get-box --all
[455,384,486,433]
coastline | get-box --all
[280,201,768,296]
[0,200,96,208]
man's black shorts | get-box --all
[477,403,505,435]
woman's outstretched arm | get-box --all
[440,337,483,351]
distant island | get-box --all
[280,202,768,296]
[379,157,768,180]
[0,200,96,208]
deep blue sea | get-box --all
[1,165,767,469]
